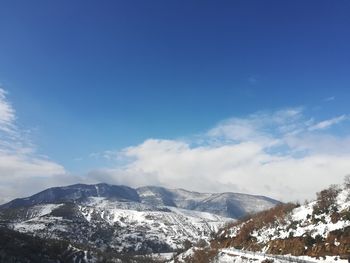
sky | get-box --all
[0,0,350,203]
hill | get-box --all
[175,183,350,262]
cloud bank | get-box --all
[90,108,350,202]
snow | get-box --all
[292,202,314,221]
[138,189,157,197]
[172,247,350,263]
[215,248,349,263]
[21,203,63,219]
[337,188,350,211]
[13,216,66,233]
[14,221,47,232]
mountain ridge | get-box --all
[0,183,280,219]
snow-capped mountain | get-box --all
[1,183,279,219]
[0,183,278,257]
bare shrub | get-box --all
[313,185,340,215]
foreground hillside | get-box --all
[175,183,350,262]
[0,183,278,261]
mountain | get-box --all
[0,183,140,209]
[1,183,280,218]
[137,186,279,218]
[0,183,279,260]
[175,184,350,263]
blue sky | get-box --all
[0,1,350,202]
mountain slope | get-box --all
[0,198,228,256]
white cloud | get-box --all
[308,115,347,131]
[207,108,303,146]
[0,88,66,204]
[92,108,350,202]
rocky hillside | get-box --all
[175,183,350,262]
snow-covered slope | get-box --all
[7,197,229,253]
[221,186,350,254]
[248,189,350,244]
[177,184,350,262]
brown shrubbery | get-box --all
[216,203,297,251]
[313,184,340,215]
